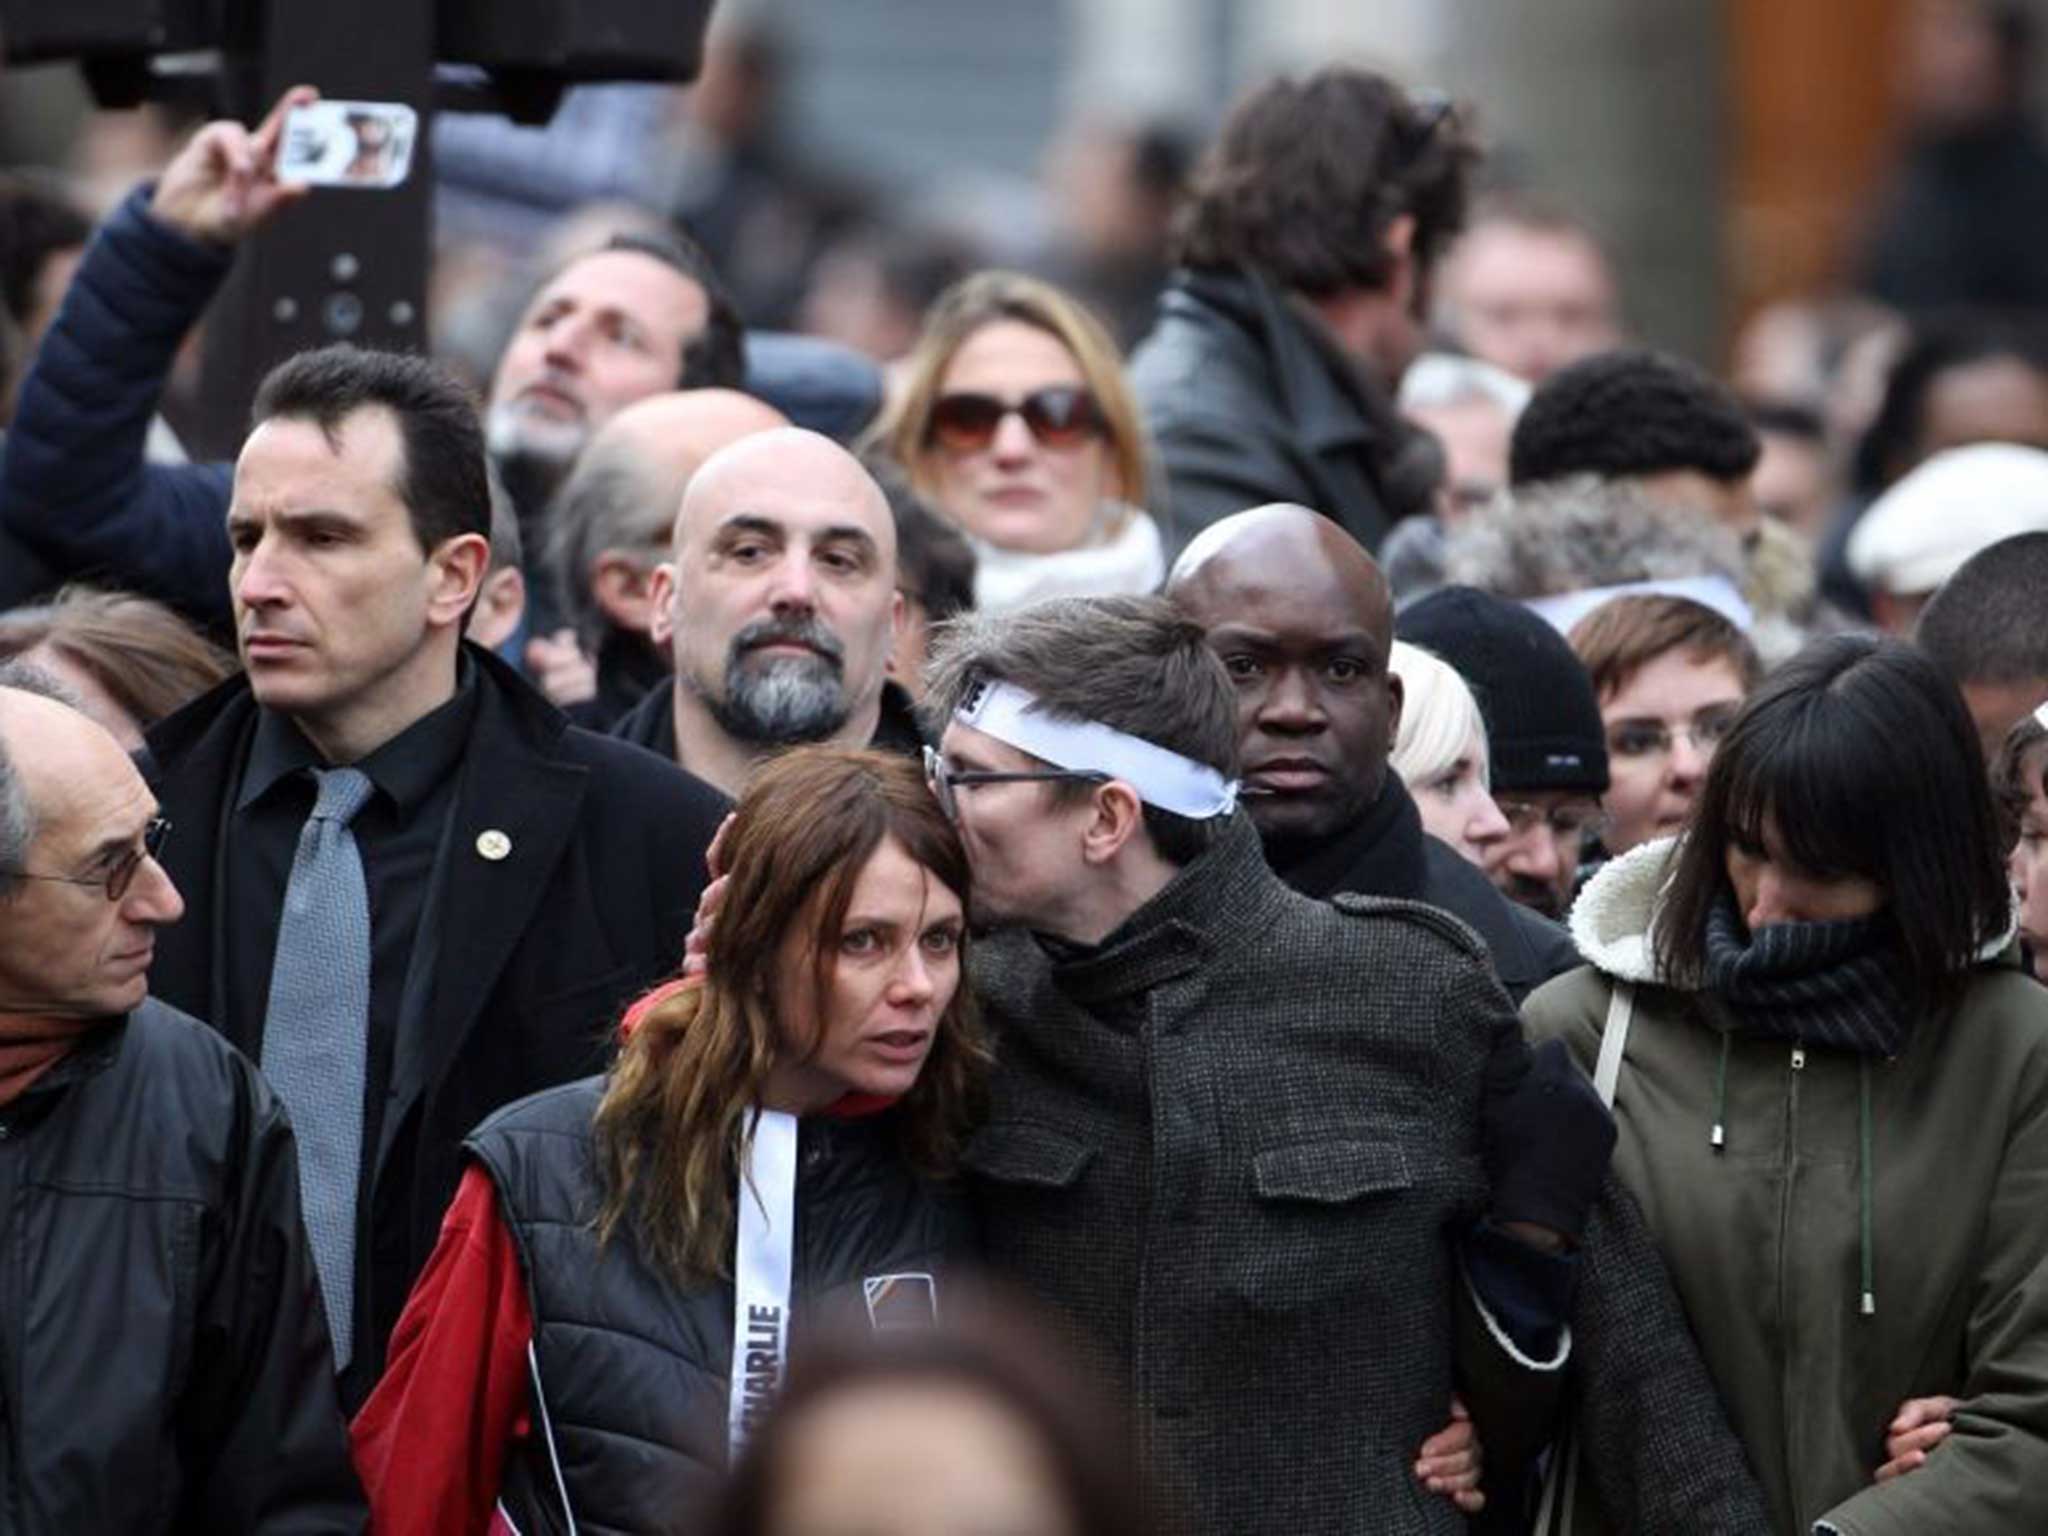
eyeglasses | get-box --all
[923,745,1109,822]
[1496,798,1606,841]
[927,387,1105,453]
[3,816,172,901]
[1607,708,1740,761]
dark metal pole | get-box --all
[189,0,435,457]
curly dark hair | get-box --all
[1509,348,1762,489]
[1171,69,1479,298]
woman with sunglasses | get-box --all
[872,270,1165,613]
[352,747,988,1535]
[1525,636,2048,1534]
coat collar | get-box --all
[1038,813,1286,1009]
[1172,267,1384,456]
[1263,773,1425,902]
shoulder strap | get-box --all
[1593,982,1635,1108]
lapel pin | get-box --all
[475,829,512,862]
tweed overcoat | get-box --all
[965,815,1545,1532]
[966,815,1768,1533]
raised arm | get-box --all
[0,87,313,629]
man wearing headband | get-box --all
[919,595,1759,1533]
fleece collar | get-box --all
[1566,837,1680,985]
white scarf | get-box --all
[968,505,1166,615]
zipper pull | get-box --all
[1791,1047,1806,1071]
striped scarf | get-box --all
[1701,887,1909,1058]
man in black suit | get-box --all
[142,344,727,1407]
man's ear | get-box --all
[1080,779,1147,866]
[1385,668,1406,748]
[465,565,527,650]
[1383,212,1417,267]
[647,561,679,648]
[591,552,662,636]
[427,532,491,631]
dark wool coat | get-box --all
[965,815,1768,1534]
[142,645,729,1404]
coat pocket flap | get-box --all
[1252,1140,1414,1204]
[961,1123,1096,1189]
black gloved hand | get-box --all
[1480,1038,1617,1248]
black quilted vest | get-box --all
[468,1076,975,1536]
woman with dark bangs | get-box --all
[1525,635,2048,1534]
[352,747,988,1536]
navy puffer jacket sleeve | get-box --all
[0,186,235,628]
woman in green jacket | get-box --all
[1526,634,2048,1535]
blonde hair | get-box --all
[870,270,1150,517]
[1388,640,1492,790]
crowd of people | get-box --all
[5,7,2048,1533]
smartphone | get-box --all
[277,101,418,190]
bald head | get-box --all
[1169,504,1393,652]
[1165,505,1402,844]
[548,389,788,649]
[564,387,786,553]
[0,683,131,816]
[607,389,788,517]
[675,427,895,566]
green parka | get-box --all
[1524,837,2048,1536]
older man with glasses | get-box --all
[0,665,363,1532]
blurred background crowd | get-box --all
[0,0,2044,446]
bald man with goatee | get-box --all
[614,427,921,794]
[1167,502,1575,1002]
[535,388,789,726]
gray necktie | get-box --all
[261,765,375,1371]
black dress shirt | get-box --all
[225,663,478,1189]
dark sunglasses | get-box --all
[4,815,172,901]
[927,386,1105,453]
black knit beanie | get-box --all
[1395,586,1610,794]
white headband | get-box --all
[1522,575,1755,636]
[954,678,1239,820]
[2035,698,2048,731]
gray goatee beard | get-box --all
[693,616,852,745]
